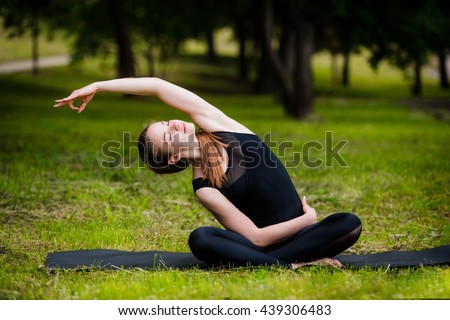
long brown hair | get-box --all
[196,131,228,188]
[138,125,228,188]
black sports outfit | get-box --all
[189,132,361,267]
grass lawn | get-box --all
[0,53,449,299]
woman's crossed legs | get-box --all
[188,212,362,268]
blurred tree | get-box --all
[316,0,375,88]
[189,0,229,63]
[107,0,135,78]
[197,1,220,63]
[132,0,190,77]
[3,0,447,102]
[428,0,450,89]
[365,0,446,96]
[226,0,258,81]
[0,0,52,75]
[44,0,136,78]
[131,0,229,76]
[262,0,315,118]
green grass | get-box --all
[0,53,449,300]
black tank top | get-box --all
[192,132,302,228]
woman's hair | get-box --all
[137,125,228,188]
[196,131,228,188]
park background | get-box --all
[0,0,449,299]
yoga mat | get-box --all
[45,245,450,270]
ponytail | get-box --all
[196,132,228,188]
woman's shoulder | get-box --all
[212,130,258,141]
[198,111,254,135]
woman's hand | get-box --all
[301,196,317,224]
[53,84,98,113]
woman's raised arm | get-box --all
[53,77,251,133]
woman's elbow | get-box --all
[253,239,269,248]
[249,230,269,248]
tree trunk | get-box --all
[437,50,449,89]
[255,8,274,93]
[262,0,314,118]
[292,18,314,118]
[31,9,39,76]
[206,29,217,63]
[279,20,295,72]
[331,51,338,86]
[255,43,274,92]
[277,21,295,106]
[107,0,135,78]
[261,0,291,103]
[236,22,248,81]
[411,60,422,96]
[145,42,155,77]
[342,51,350,87]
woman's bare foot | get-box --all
[291,258,344,269]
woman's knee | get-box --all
[188,227,215,251]
[342,213,362,243]
[331,212,362,240]
[331,212,361,228]
[345,212,362,229]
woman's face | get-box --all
[146,120,196,156]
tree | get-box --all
[46,0,136,78]
[131,0,189,77]
[226,0,258,82]
[316,0,374,88]
[0,0,52,75]
[428,0,450,89]
[261,0,314,118]
[365,0,445,96]
[106,0,135,78]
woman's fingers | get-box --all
[53,87,95,112]
[77,101,89,113]
[68,101,79,111]
[301,196,311,212]
[301,196,316,222]
[55,92,80,103]
[301,195,307,207]
[53,94,93,112]
[52,99,79,111]
[53,95,76,108]
[77,94,94,113]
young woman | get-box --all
[54,77,362,269]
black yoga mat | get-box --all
[45,245,450,270]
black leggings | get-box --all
[188,212,362,267]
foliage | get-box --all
[0,0,49,36]
[362,0,450,95]
[1,0,449,110]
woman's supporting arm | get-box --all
[195,187,316,248]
